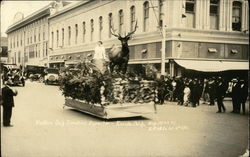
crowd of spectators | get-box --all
[156,76,248,114]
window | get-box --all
[17,35,19,47]
[108,13,113,38]
[143,1,149,32]
[39,27,41,41]
[68,26,71,45]
[30,30,32,44]
[45,42,48,56]
[20,34,22,46]
[82,22,86,43]
[210,0,219,30]
[51,31,54,48]
[119,10,124,34]
[62,28,64,46]
[185,0,196,28]
[34,28,36,43]
[90,19,94,41]
[130,6,136,31]
[56,30,59,47]
[232,1,242,31]
[159,0,163,27]
[24,31,26,45]
[43,25,45,40]
[18,51,21,63]
[75,24,78,44]
[13,37,15,48]
[28,32,29,44]
[99,16,103,40]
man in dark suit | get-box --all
[216,78,228,113]
[238,79,248,114]
[231,78,241,113]
[208,78,216,106]
[1,84,18,127]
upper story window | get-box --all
[143,1,149,32]
[62,28,64,46]
[56,30,59,47]
[130,6,136,31]
[232,1,242,31]
[99,16,103,40]
[30,30,32,44]
[159,0,164,27]
[34,28,36,43]
[20,34,22,46]
[185,0,196,28]
[210,0,219,30]
[75,24,78,44]
[27,32,29,44]
[39,27,41,41]
[119,10,124,34]
[82,22,86,43]
[68,26,71,45]
[43,25,45,40]
[90,19,94,41]
[108,13,113,38]
[17,35,19,47]
[51,31,54,48]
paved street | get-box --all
[1,81,249,157]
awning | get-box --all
[175,60,249,72]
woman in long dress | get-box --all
[183,84,191,106]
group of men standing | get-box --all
[157,76,248,114]
[230,78,248,114]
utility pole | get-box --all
[149,0,166,76]
[161,26,166,75]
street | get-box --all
[1,81,249,157]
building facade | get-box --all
[5,1,70,67]
[0,37,8,64]
[7,0,249,76]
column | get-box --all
[219,0,225,30]
[228,0,232,31]
[195,0,201,29]
[242,1,249,32]
[205,0,210,30]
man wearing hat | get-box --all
[1,84,18,127]
[231,78,241,113]
[238,79,248,114]
[215,77,228,113]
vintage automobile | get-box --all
[4,66,25,86]
[25,65,46,82]
[44,68,60,85]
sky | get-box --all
[1,1,52,37]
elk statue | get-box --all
[109,21,138,74]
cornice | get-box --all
[6,4,52,34]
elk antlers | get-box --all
[110,26,120,38]
[110,20,138,38]
[126,20,138,37]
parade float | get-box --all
[60,62,157,119]
[59,22,157,119]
